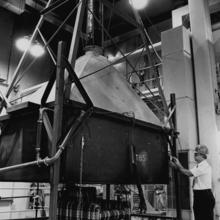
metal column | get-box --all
[170,93,182,220]
[65,0,87,99]
[49,41,66,220]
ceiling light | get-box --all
[30,43,45,57]
[129,0,148,10]
[15,36,45,57]
[15,36,31,52]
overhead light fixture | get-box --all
[15,36,45,58]
[30,43,45,57]
[129,0,148,10]
[15,36,31,52]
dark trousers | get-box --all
[193,189,215,220]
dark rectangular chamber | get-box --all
[0,101,169,184]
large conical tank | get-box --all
[70,48,161,125]
[20,48,161,125]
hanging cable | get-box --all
[145,15,162,42]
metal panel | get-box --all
[0,101,169,184]
[63,109,169,184]
[0,110,50,181]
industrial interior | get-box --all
[0,0,220,219]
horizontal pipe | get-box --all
[4,218,48,220]
[108,42,161,65]
[0,152,63,174]
[0,195,32,200]
[0,160,46,174]
[0,110,91,174]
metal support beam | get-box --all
[189,0,220,215]
[40,0,70,15]
[38,29,56,65]
[6,0,53,98]
[42,111,53,143]
[25,0,74,34]
[65,0,87,99]
[49,41,66,220]
[130,6,167,122]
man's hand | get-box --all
[169,156,178,169]
[172,157,182,168]
[170,156,193,177]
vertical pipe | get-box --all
[65,0,86,99]
[49,41,66,220]
[86,0,101,47]
[190,38,200,144]
[36,110,43,160]
[170,93,182,220]
[86,0,94,45]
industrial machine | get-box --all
[0,1,176,219]
[0,43,170,184]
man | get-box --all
[170,145,215,220]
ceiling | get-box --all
[23,0,188,37]
[116,0,187,22]
[5,0,220,55]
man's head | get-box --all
[194,145,208,162]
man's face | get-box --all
[194,152,204,163]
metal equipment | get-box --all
[0,1,176,219]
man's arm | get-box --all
[172,157,193,177]
[178,166,193,177]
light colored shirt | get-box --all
[190,160,212,190]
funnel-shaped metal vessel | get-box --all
[22,48,161,126]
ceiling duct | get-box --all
[86,0,94,45]
[0,0,25,14]
[86,0,102,47]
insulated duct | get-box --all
[86,0,102,47]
